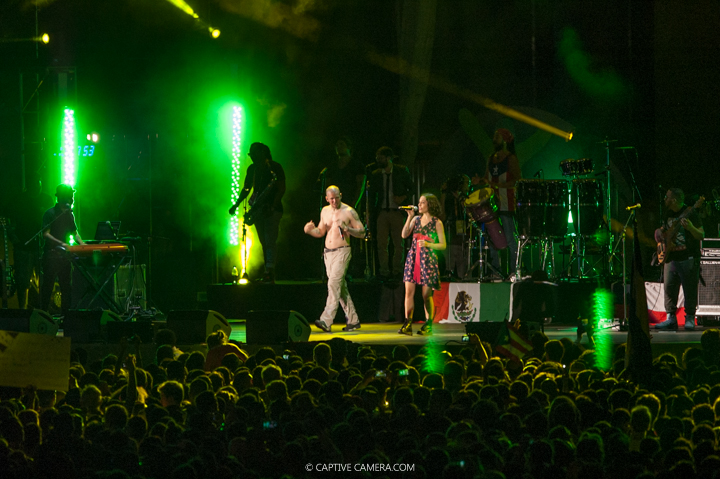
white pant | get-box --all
[320,247,359,326]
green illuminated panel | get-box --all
[230,105,243,246]
[61,108,76,187]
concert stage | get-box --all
[206,279,620,326]
[13,279,707,364]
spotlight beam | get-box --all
[164,0,220,38]
[366,51,573,141]
[0,34,50,43]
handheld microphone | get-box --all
[398,206,418,212]
[626,203,641,211]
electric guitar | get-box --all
[1,217,17,307]
[242,172,278,226]
[656,196,705,265]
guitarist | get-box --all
[655,188,704,330]
[229,143,286,283]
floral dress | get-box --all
[402,216,441,290]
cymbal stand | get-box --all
[569,178,597,278]
[599,138,616,275]
[465,220,505,281]
[540,237,558,280]
[463,220,478,279]
[515,235,533,279]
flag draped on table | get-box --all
[496,321,532,363]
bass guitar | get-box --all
[655,196,704,265]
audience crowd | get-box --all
[2,326,720,479]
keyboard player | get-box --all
[41,184,84,316]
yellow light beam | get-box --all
[165,0,199,18]
[366,51,573,141]
[0,35,51,44]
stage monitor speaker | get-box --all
[697,259,720,316]
[64,309,122,342]
[0,309,58,336]
[464,322,506,345]
[509,280,558,324]
[166,310,231,344]
[246,310,311,344]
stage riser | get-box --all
[207,281,615,325]
[208,283,427,324]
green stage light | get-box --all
[423,338,445,374]
[591,287,614,370]
[229,105,255,278]
[230,105,243,246]
[61,108,77,187]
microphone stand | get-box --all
[363,178,375,280]
[24,206,71,246]
[241,199,249,281]
[609,208,636,331]
[608,147,643,277]
[624,148,643,205]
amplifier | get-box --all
[702,238,720,257]
[697,258,720,316]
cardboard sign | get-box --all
[0,331,71,391]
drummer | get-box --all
[476,128,522,278]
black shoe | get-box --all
[417,322,433,335]
[342,323,361,332]
[398,318,412,335]
[655,319,678,330]
[314,320,332,333]
[256,274,275,284]
[685,320,696,330]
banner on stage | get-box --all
[437,283,481,323]
[645,282,685,324]
[0,331,71,391]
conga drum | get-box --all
[572,179,603,236]
[515,179,546,238]
[464,188,507,249]
[545,180,569,238]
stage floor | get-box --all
[228,320,705,349]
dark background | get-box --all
[1,0,718,311]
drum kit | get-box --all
[462,186,508,280]
[516,159,605,278]
[455,157,607,281]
